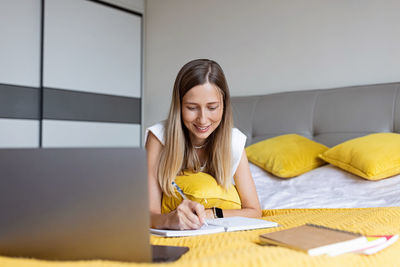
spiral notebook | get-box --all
[151,217,278,237]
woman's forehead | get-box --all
[183,83,222,103]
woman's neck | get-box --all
[193,141,208,149]
[195,146,207,169]
[191,137,209,149]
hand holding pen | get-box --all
[172,181,208,227]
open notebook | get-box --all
[151,217,278,237]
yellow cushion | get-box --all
[245,134,328,178]
[161,171,241,214]
[319,133,400,180]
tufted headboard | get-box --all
[231,82,400,147]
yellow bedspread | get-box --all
[1,207,400,267]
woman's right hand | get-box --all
[146,132,208,230]
[166,199,206,230]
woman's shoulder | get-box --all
[230,128,247,178]
[145,121,166,145]
[232,127,246,143]
[231,128,246,158]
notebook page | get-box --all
[207,217,278,232]
[150,224,224,237]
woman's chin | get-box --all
[191,131,211,142]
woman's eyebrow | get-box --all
[183,101,220,105]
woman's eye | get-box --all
[208,106,218,111]
[187,106,197,111]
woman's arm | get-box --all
[219,150,262,218]
[146,132,206,229]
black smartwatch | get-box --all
[213,207,224,218]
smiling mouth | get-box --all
[194,125,211,133]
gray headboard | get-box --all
[231,82,400,147]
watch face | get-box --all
[215,207,223,218]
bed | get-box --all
[231,81,400,209]
[1,82,400,266]
[251,163,400,209]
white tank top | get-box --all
[145,121,247,180]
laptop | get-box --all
[0,147,188,262]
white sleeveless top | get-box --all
[145,121,247,179]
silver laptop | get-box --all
[0,148,188,262]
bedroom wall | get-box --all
[144,0,400,134]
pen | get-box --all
[172,181,187,200]
[172,181,208,226]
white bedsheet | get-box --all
[250,163,400,209]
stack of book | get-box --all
[259,224,398,256]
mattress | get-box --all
[251,163,400,209]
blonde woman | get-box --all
[146,59,261,230]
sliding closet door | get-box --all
[0,0,41,148]
[42,0,142,147]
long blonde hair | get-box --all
[158,59,233,196]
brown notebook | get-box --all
[259,224,367,256]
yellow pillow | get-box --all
[319,133,400,180]
[245,134,328,178]
[161,171,241,214]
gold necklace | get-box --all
[193,141,208,149]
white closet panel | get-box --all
[100,0,144,14]
[43,0,141,98]
[42,120,140,147]
[0,118,39,148]
[0,0,41,87]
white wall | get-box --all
[144,0,400,130]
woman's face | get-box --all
[181,82,224,146]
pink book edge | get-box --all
[358,234,399,255]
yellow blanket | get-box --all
[1,208,400,267]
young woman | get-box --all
[146,59,261,230]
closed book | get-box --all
[259,224,367,256]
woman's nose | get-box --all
[197,109,207,124]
